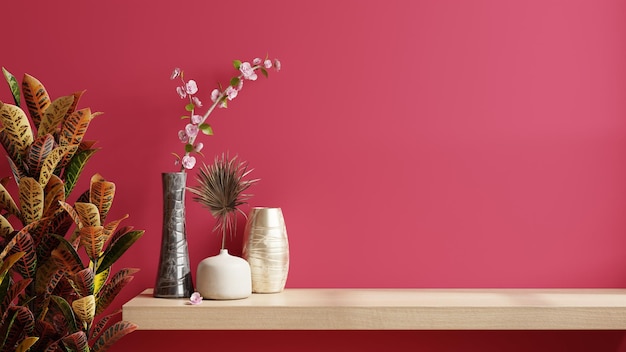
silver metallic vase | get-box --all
[154,172,194,298]
[243,207,289,293]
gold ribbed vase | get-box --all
[243,207,289,293]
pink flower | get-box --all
[186,80,198,95]
[189,292,203,305]
[171,67,181,80]
[264,59,273,69]
[211,88,221,103]
[253,58,262,65]
[274,59,281,71]
[191,114,202,124]
[192,96,203,107]
[240,62,258,81]
[225,86,238,100]
[176,86,187,99]
[178,130,188,143]
[194,142,204,152]
[185,123,199,138]
[182,155,196,170]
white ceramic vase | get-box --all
[195,249,252,300]
[243,207,289,293]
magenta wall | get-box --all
[2,0,626,350]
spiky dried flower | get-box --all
[188,153,259,249]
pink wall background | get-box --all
[2,0,626,350]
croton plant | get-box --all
[0,68,144,351]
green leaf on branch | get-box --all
[185,103,194,112]
[180,115,190,120]
[185,144,193,153]
[230,77,240,87]
[96,230,144,274]
[199,124,213,135]
[233,60,242,70]
[261,68,268,78]
[2,67,20,106]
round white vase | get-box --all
[196,249,252,300]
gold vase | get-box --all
[243,207,289,293]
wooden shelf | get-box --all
[122,288,626,330]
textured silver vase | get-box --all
[243,207,289,293]
[154,172,194,298]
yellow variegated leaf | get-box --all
[19,177,43,224]
[0,215,13,237]
[93,266,110,295]
[38,94,75,138]
[0,103,34,158]
[39,145,78,186]
[74,202,101,227]
[43,174,65,216]
[90,174,115,223]
[72,294,96,324]
[79,226,105,261]
[59,107,92,148]
[103,214,129,238]
[22,73,51,128]
[15,336,38,352]
[0,182,20,218]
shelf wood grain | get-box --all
[121,288,626,330]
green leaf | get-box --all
[96,230,144,274]
[261,68,268,78]
[185,103,194,112]
[62,148,99,198]
[233,60,242,70]
[2,67,20,106]
[230,77,240,87]
[180,115,190,120]
[185,144,193,153]
[199,123,213,135]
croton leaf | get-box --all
[3,278,31,311]
[51,235,84,276]
[93,267,109,296]
[8,232,37,280]
[61,148,98,198]
[49,295,79,334]
[37,94,75,138]
[0,251,25,284]
[0,103,34,161]
[96,230,143,274]
[74,202,101,228]
[26,133,55,178]
[18,177,44,224]
[59,108,91,149]
[2,67,20,106]
[38,145,78,186]
[95,268,138,314]
[65,90,86,120]
[79,226,105,262]
[102,215,129,239]
[0,183,20,220]
[58,201,83,229]
[70,268,94,298]
[71,295,96,326]
[42,174,65,217]
[0,305,35,351]
[22,73,51,128]
[15,336,39,352]
[0,215,13,238]
[91,321,137,352]
[6,155,26,186]
[61,331,89,352]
